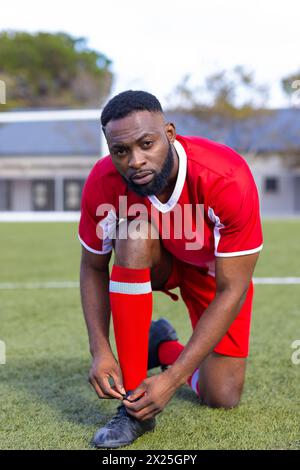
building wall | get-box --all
[245,154,298,215]
[1,152,300,214]
[4,177,87,212]
[0,155,97,212]
[0,180,10,210]
[295,176,300,212]
[11,180,32,211]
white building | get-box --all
[0,108,299,215]
[169,109,300,216]
[0,110,106,212]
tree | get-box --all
[281,70,300,107]
[0,31,113,109]
[166,66,269,119]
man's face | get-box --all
[104,111,176,197]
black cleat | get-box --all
[148,317,178,371]
[92,403,156,449]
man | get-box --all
[78,90,263,448]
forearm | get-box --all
[168,290,246,385]
[80,261,112,358]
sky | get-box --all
[1,0,300,108]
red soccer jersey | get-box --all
[78,135,263,274]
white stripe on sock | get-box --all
[191,368,200,395]
[109,280,152,295]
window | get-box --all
[264,177,279,193]
[0,180,11,210]
[32,180,55,211]
[63,179,84,211]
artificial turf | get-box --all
[0,220,299,449]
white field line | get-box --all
[0,278,300,290]
[0,281,79,290]
[0,212,80,222]
[253,277,300,284]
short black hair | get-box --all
[101,90,163,129]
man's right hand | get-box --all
[89,351,126,400]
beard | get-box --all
[123,143,175,197]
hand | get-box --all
[123,370,179,421]
[88,351,126,400]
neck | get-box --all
[155,145,179,203]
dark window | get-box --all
[0,180,11,210]
[63,179,84,211]
[264,177,279,193]
[32,180,55,211]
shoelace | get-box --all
[105,406,132,429]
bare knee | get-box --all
[197,352,246,410]
[200,388,242,409]
[114,219,160,268]
[203,395,241,410]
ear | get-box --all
[165,122,176,144]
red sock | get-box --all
[158,340,184,366]
[158,341,200,397]
[109,265,152,392]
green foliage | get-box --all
[281,71,300,96]
[281,70,300,110]
[0,31,113,109]
[167,66,270,120]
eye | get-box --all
[142,140,153,148]
[114,148,127,157]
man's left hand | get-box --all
[123,370,180,421]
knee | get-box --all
[200,389,242,410]
[114,219,160,268]
[205,396,241,410]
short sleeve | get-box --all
[78,164,116,255]
[208,164,263,257]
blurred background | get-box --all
[0,0,300,216]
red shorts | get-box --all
[159,257,254,358]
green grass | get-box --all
[0,220,299,450]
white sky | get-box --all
[1,0,300,107]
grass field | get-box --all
[0,220,299,450]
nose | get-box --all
[128,150,146,169]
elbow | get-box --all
[237,289,248,310]
[216,282,250,310]
[236,281,252,310]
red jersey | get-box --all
[78,135,263,275]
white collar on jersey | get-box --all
[147,139,187,213]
